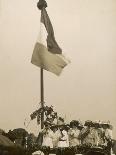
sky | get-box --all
[0,0,116,137]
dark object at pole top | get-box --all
[37,0,47,10]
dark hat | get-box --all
[58,117,64,122]
[84,120,93,126]
[92,121,101,128]
[57,117,65,126]
[70,120,79,128]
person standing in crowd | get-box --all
[79,120,99,146]
[92,121,104,146]
[78,120,91,145]
[42,121,54,148]
[56,117,69,147]
[91,121,102,146]
[57,117,65,126]
[57,124,69,148]
[50,124,61,148]
[105,123,113,141]
[77,121,84,131]
[68,120,80,146]
[101,122,113,145]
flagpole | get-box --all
[37,0,47,130]
[40,68,44,129]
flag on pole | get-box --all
[31,7,70,76]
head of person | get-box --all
[51,125,58,132]
[101,122,109,129]
[59,124,69,132]
[44,121,51,129]
[92,121,101,129]
[84,120,93,128]
[59,125,64,131]
[77,123,84,130]
[70,120,79,129]
[57,117,65,126]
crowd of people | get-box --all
[37,118,113,149]
[0,118,114,155]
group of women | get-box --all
[39,119,113,148]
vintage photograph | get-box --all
[0,0,116,154]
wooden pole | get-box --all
[40,68,44,129]
[37,0,47,129]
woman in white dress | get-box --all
[42,121,53,148]
[33,121,53,155]
[50,125,61,148]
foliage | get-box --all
[30,105,58,125]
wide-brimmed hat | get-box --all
[84,120,93,126]
[101,121,113,129]
[101,121,109,126]
[92,121,101,128]
[70,120,79,128]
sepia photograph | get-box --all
[0,0,116,154]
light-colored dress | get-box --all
[52,129,61,148]
[42,128,53,148]
[105,128,113,140]
[58,130,69,147]
[68,128,80,146]
[103,128,113,145]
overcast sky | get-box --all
[0,0,116,137]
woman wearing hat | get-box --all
[57,124,69,148]
[91,121,104,146]
[42,121,54,148]
[78,120,91,144]
[68,120,80,146]
[50,124,61,148]
[101,122,113,145]
[79,120,99,146]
